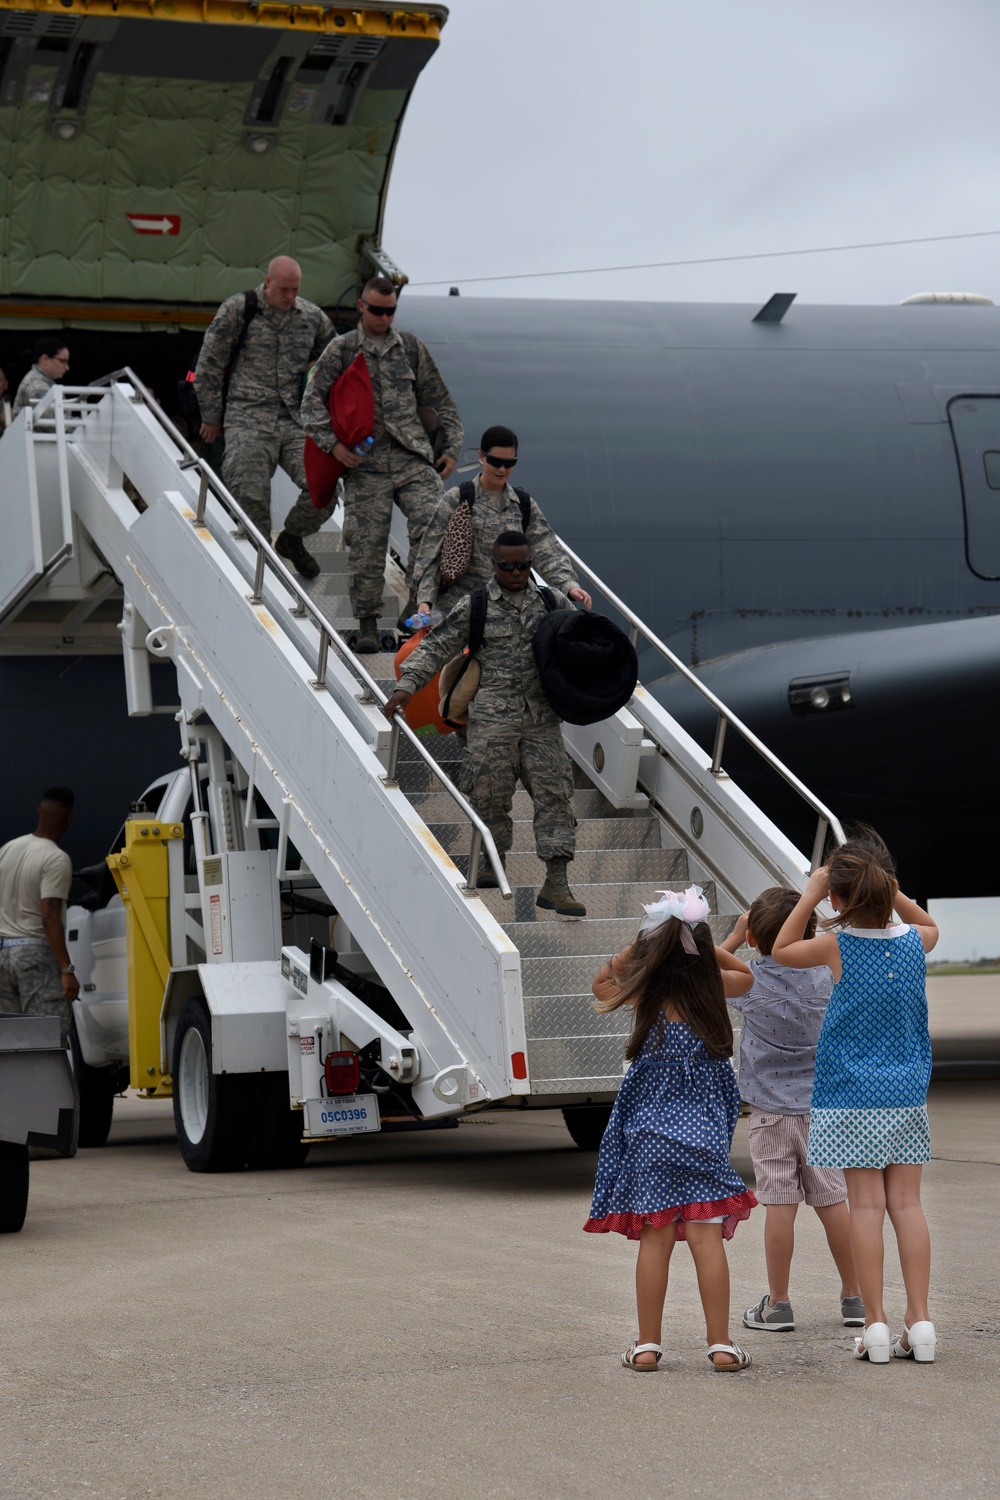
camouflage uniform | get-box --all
[413,476,581,615]
[194,285,334,537]
[397,578,577,860]
[301,325,463,616]
[12,365,55,415]
[0,944,68,1047]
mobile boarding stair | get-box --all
[0,374,844,1167]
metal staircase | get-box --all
[0,373,845,1125]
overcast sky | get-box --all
[385,0,1000,306]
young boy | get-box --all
[722,888,863,1331]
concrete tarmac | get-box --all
[3,1083,998,1500]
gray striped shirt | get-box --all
[729,955,834,1113]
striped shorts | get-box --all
[747,1109,847,1206]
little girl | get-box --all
[771,832,939,1364]
[584,886,757,1372]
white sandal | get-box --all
[892,1321,936,1363]
[707,1341,752,1372]
[621,1340,663,1371]
[853,1322,891,1362]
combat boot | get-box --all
[536,857,586,918]
[354,616,380,654]
[275,531,320,579]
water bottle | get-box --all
[352,435,374,457]
[404,608,445,630]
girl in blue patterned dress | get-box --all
[772,833,940,1365]
[584,886,758,1372]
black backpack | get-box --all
[439,582,557,726]
[177,289,259,429]
[458,479,532,532]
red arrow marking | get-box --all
[126,214,181,236]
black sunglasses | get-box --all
[363,302,397,317]
[482,453,517,469]
[495,559,531,573]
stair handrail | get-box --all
[558,542,846,870]
[50,374,512,899]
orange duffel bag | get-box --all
[393,629,456,737]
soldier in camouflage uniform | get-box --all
[194,256,334,579]
[300,276,463,653]
[413,424,592,617]
[384,531,585,918]
[12,336,70,415]
[0,788,78,1048]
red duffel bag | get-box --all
[304,353,374,509]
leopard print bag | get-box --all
[439,491,475,586]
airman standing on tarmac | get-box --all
[300,276,463,653]
[384,531,585,918]
[194,256,334,578]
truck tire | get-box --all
[562,1104,613,1151]
[246,1074,309,1171]
[0,1142,30,1233]
[172,998,253,1172]
[69,1014,119,1149]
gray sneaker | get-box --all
[840,1296,865,1327]
[742,1294,795,1331]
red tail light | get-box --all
[325,1051,361,1095]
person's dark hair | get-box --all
[595,916,733,1060]
[748,887,816,955]
[41,786,74,809]
[27,335,69,364]
[361,275,397,300]
[492,530,529,556]
[480,424,518,453]
[823,825,897,930]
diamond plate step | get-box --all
[406,787,633,824]
[504,916,643,958]
[456,846,690,886]
[523,992,632,1041]
[479,876,711,924]
[431,816,662,855]
[526,1035,627,1091]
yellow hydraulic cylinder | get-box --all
[107,819,185,1097]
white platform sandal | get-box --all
[707,1341,752,1372]
[892,1321,936,1363]
[621,1341,663,1371]
[853,1322,891,1362]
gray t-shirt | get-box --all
[728,954,834,1113]
[0,833,72,939]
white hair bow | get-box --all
[640,884,710,952]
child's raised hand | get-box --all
[805,865,830,902]
[732,911,749,944]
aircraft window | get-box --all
[983,452,1000,491]
[788,674,853,717]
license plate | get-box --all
[304,1094,380,1137]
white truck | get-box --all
[5,376,842,1172]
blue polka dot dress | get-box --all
[584,1018,757,1241]
[808,925,932,1169]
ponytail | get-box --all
[824,826,897,929]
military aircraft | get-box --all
[1,0,997,899]
[398,290,1000,900]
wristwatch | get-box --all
[61,964,75,975]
